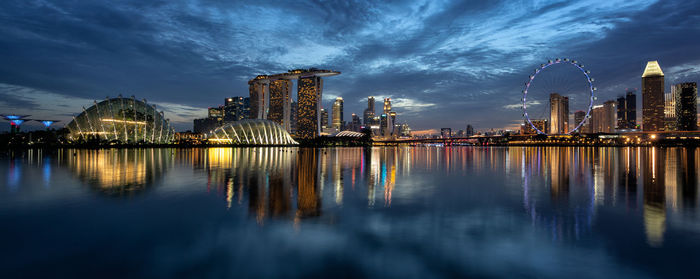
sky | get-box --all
[1,0,700,132]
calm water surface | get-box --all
[1,147,699,278]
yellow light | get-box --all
[650,134,657,139]
[101,119,146,125]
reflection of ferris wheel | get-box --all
[522,58,596,135]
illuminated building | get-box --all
[440,128,452,138]
[466,124,474,136]
[65,96,175,144]
[364,96,375,125]
[399,123,411,137]
[224,96,250,122]
[332,97,344,130]
[349,113,361,132]
[380,114,388,137]
[617,90,637,129]
[524,119,548,134]
[297,76,323,139]
[248,69,340,139]
[549,93,569,134]
[589,101,616,133]
[207,119,298,145]
[642,61,665,131]
[320,108,329,129]
[664,91,677,131]
[383,98,392,113]
[574,111,586,133]
[673,82,698,131]
[249,78,269,119]
[290,101,298,135]
[268,79,292,131]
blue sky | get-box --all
[1,0,699,132]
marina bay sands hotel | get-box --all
[248,68,340,139]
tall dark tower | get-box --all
[363,96,375,125]
[642,61,665,131]
[674,82,698,131]
[626,90,637,128]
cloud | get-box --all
[1,0,699,130]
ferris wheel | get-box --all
[522,58,596,135]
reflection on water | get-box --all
[2,146,700,277]
[64,149,173,196]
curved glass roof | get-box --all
[209,119,298,145]
[66,97,174,144]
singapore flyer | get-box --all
[522,58,596,135]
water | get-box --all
[1,147,699,278]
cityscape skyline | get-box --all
[1,1,700,133]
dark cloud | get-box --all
[1,0,699,131]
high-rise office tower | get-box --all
[320,108,329,129]
[380,114,389,136]
[383,98,392,114]
[574,110,586,133]
[626,90,637,128]
[297,76,323,139]
[268,79,292,131]
[332,97,344,130]
[290,101,298,135]
[249,80,269,119]
[549,93,569,134]
[466,124,474,136]
[664,91,677,131]
[364,96,375,125]
[616,96,626,129]
[350,114,361,132]
[673,82,698,131]
[224,96,249,122]
[590,101,616,133]
[642,61,665,131]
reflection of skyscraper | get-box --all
[642,61,665,131]
[297,76,323,139]
[550,148,569,202]
[268,80,292,132]
[673,82,698,131]
[297,149,321,217]
[549,93,569,134]
[642,148,666,247]
[332,97,344,130]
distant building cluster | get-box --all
[192,68,418,140]
[521,60,698,135]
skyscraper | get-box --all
[224,96,249,122]
[549,93,569,134]
[297,76,323,139]
[332,97,344,130]
[673,82,698,131]
[574,110,586,133]
[350,113,361,132]
[590,101,616,133]
[664,91,677,131]
[320,108,329,129]
[249,79,269,119]
[642,61,665,131]
[268,79,292,131]
[383,98,392,114]
[625,90,637,129]
[290,101,298,136]
[466,124,474,136]
[364,96,375,125]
